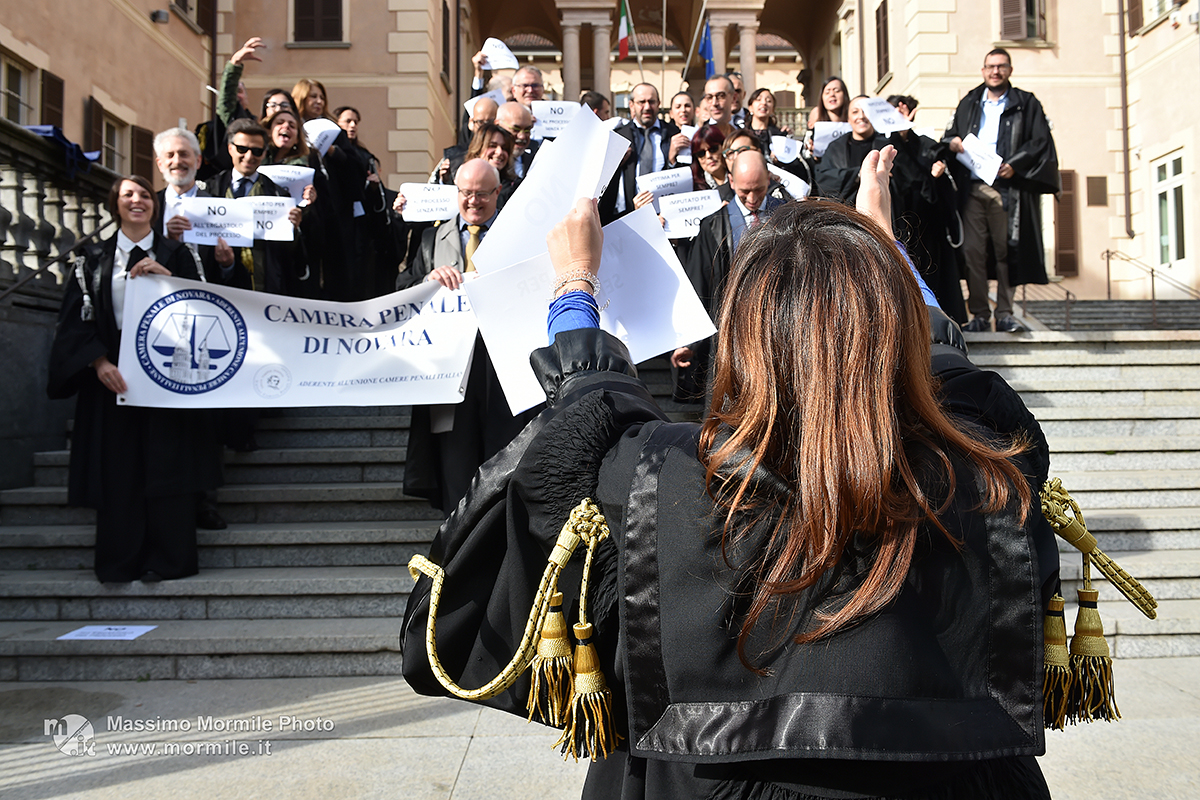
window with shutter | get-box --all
[875,1,890,83]
[131,126,154,183]
[1055,170,1079,277]
[442,0,451,79]
[197,0,214,35]
[295,0,342,42]
[40,70,64,128]
[85,95,105,153]
[1086,176,1108,207]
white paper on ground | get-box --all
[398,183,459,222]
[480,37,519,70]
[179,197,254,247]
[257,165,315,202]
[676,124,698,163]
[463,88,507,118]
[469,107,628,274]
[58,625,157,641]
[531,101,582,140]
[247,196,296,241]
[767,163,810,199]
[770,135,800,163]
[464,205,716,414]
[860,98,913,135]
[956,133,1003,185]
[812,122,852,158]
[659,189,723,239]
[303,118,341,156]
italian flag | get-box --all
[618,0,629,60]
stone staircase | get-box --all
[1,336,1197,680]
[1021,299,1200,331]
[968,330,1200,658]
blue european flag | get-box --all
[699,19,714,79]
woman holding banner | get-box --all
[47,176,221,583]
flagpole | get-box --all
[661,0,666,103]
[681,0,709,89]
[627,4,647,84]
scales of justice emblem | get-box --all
[135,288,248,394]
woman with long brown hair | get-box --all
[403,149,1057,799]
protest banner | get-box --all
[956,133,1002,185]
[770,135,800,163]
[258,165,315,202]
[303,118,341,155]
[531,101,581,139]
[178,197,253,247]
[247,196,296,241]
[465,205,716,414]
[480,37,519,70]
[659,189,723,239]
[399,183,459,222]
[117,276,476,408]
[812,122,851,158]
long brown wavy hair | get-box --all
[698,201,1030,670]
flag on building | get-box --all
[699,18,715,79]
[618,0,630,60]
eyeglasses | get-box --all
[702,92,728,103]
[513,83,543,91]
[984,63,1011,72]
[265,101,287,110]
[232,144,265,157]
[503,124,534,134]
[723,145,755,158]
[458,187,498,201]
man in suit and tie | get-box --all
[151,127,228,283]
[599,83,688,224]
[395,159,540,513]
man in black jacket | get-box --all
[945,48,1059,333]
[599,83,688,224]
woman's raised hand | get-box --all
[547,197,602,282]
[855,145,897,240]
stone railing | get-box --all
[0,118,117,303]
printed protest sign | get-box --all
[676,124,698,163]
[770,135,800,163]
[178,197,254,247]
[812,122,852,158]
[531,101,582,139]
[480,37,519,70]
[659,189,723,239]
[258,165,315,202]
[860,98,914,135]
[247,196,296,241]
[956,133,1002,185]
[635,166,693,200]
[399,183,459,223]
[303,118,341,155]
[767,164,810,199]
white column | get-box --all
[562,21,582,101]
[709,24,727,76]
[739,22,758,96]
[593,23,611,95]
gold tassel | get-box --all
[526,591,574,727]
[1068,586,1120,723]
[555,623,621,761]
[1043,594,1071,730]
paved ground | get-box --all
[0,657,1196,799]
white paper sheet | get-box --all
[860,98,914,135]
[463,88,507,118]
[531,101,582,140]
[469,107,628,274]
[248,196,296,241]
[770,135,800,163]
[257,165,315,202]
[399,183,459,222]
[179,196,254,247]
[464,205,716,414]
[58,625,157,641]
[659,189,723,239]
[812,122,852,158]
[956,133,1003,186]
[303,118,341,155]
[767,163,810,199]
[676,124,698,163]
[480,37,519,70]
[635,166,693,199]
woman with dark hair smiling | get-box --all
[48,176,220,583]
[403,149,1057,800]
[689,124,729,191]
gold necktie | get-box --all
[464,224,484,273]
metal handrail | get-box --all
[1103,249,1200,329]
[1020,280,1076,330]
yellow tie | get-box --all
[464,224,483,273]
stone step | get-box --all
[1086,599,1200,658]
[0,567,413,621]
[0,618,403,681]
[0,483,443,525]
[1059,508,1200,551]
[972,348,1200,368]
[0,521,440,570]
[1047,471,1200,508]
[1059,549,1200,602]
[1046,437,1200,471]
[1033,407,1200,438]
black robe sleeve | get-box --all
[47,249,109,400]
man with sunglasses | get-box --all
[599,83,686,223]
[945,48,1059,333]
[395,160,540,514]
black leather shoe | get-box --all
[196,506,227,530]
[995,315,1027,333]
[139,570,164,583]
[963,316,991,332]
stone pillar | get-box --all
[709,24,727,76]
[562,20,582,101]
[738,22,758,96]
[593,23,611,95]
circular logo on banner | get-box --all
[253,364,291,399]
[134,288,248,394]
